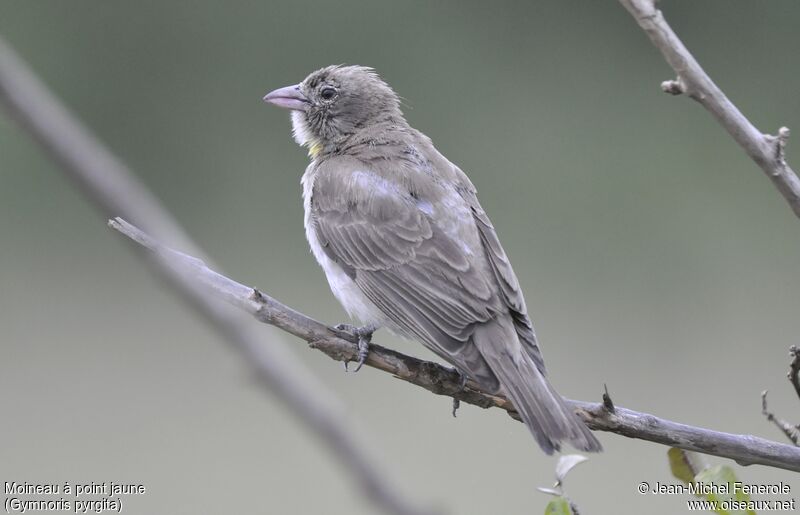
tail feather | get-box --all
[472,319,601,454]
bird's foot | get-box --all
[334,323,375,373]
[451,368,469,418]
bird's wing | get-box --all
[310,157,502,387]
[461,185,547,375]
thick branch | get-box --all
[111,217,800,474]
[618,0,800,218]
[0,35,431,515]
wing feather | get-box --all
[310,158,501,378]
[465,191,547,374]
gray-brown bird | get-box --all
[263,65,600,454]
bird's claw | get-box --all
[354,334,370,372]
[451,368,468,418]
[335,323,374,373]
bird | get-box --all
[263,65,601,454]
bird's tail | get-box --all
[471,319,601,454]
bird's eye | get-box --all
[320,87,336,100]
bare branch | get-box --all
[761,391,799,446]
[618,0,800,218]
[0,35,432,515]
[760,348,800,446]
[0,37,198,254]
[111,217,800,474]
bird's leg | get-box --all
[451,368,469,418]
[334,323,375,373]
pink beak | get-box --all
[263,84,309,111]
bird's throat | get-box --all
[307,139,323,159]
[290,111,324,160]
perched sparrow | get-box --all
[264,65,600,454]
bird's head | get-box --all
[263,65,402,158]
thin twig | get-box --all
[761,391,799,446]
[789,345,800,402]
[0,35,432,515]
[618,0,800,218]
[110,217,800,474]
[759,348,800,446]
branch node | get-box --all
[250,288,265,303]
[660,78,685,96]
[602,383,616,413]
[768,126,792,167]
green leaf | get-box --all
[695,465,757,515]
[668,448,697,485]
[666,447,758,514]
[544,497,573,515]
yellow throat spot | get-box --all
[307,140,323,159]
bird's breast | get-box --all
[301,167,385,325]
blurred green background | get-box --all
[1,1,799,513]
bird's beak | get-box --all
[263,84,309,111]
